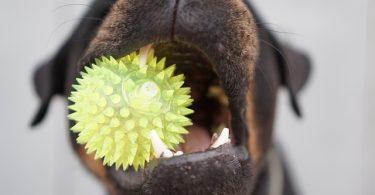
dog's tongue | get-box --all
[180,126,211,153]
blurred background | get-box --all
[0,0,373,194]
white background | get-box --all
[0,0,373,194]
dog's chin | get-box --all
[82,41,254,194]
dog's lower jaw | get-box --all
[105,145,255,195]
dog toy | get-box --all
[68,48,193,170]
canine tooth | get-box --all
[210,128,231,148]
[150,130,168,158]
[210,133,218,144]
[139,44,152,68]
[174,151,183,156]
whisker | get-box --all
[255,62,276,94]
[255,22,285,29]
[255,22,299,36]
[51,3,93,13]
[46,17,104,48]
[260,39,293,86]
[259,28,299,36]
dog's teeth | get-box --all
[210,128,231,148]
[139,44,153,68]
[211,133,219,144]
[161,150,174,158]
[150,130,169,158]
[174,151,183,156]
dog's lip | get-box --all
[108,143,252,191]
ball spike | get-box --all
[156,57,166,70]
[164,65,176,78]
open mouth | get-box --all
[86,41,254,194]
[74,0,259,193]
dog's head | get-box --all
[31,0,310,194]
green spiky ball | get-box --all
[68,51,193,170]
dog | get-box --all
[31,0,310,194]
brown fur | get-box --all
[247,38,279,170]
